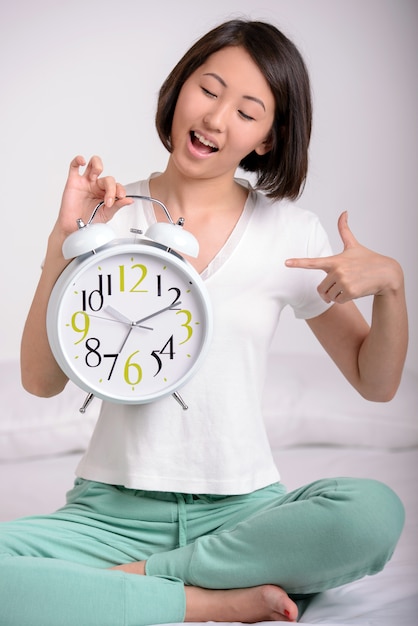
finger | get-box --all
[96,175,119,208]
[285,256,332,271]
[84,155,104,184]
[101,185,134,221]
[329,287,346,303]
[114,184,135,208]
[326,283,345,302]
[324,280,337,296]
[317,275,334,303]
[68,155,86,178]
[115,182,128,200]
[338,211,357,250]
[317,276,346,304]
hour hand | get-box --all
[105,305,132,325]
[105,306,153,331]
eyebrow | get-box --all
[203,72,266,111]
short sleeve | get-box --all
[291,216,334,320]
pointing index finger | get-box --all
[285,256,331,271]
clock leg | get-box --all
[79,393,95,414]
[172,392,188,410]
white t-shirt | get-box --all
[76,177,332,494]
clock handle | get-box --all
[77,195,199,258]
[86,195,176,226]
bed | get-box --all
[1,353,417,625]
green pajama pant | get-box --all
[0,476,404,626]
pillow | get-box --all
[0,359,101,461]
[262,353,418,449]
[2,353,417,460]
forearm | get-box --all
[358,267,408,401]
[20,232,70,397]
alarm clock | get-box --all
[46,195,213,411]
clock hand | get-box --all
[114,302,182,354]
[104,305,150,353]
[104,305,132,325]
[134,302,182,325]
[103,306,153,331]
[118,326,134,353]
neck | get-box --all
[148,159,249,274]
[149,161,247,220]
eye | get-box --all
[201,86,217,99]
[238,110,255,122]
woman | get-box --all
[3,19,407,625]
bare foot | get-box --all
[110,562,298,622]
[185,584,298,622]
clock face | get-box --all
[47,240,212,403]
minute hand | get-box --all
[134,302,182,326]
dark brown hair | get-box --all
[155,19,312,201]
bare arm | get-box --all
[286,212,408,401]
[20,155,133,397]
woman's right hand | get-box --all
[54,155,133,241]
[21,155,133,396]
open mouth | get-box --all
[191,131,218,153]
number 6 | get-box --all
[124,351,142,386]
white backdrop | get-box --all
[1,0,417,374]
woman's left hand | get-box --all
[285,211,403,304]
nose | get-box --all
[203,102,229,133]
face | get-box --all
[169,46,275,181]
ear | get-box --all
[254,133,273,156]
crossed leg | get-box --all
[111,561,298,622]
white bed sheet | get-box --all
[1,445,417,625]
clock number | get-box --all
[168,287,181,307]
[156,276,181,306]
[151,351,162,376]
[119,264,148,293]
[71,311,90,344]
[103,353,119,380]
[124,350,142,386]
[85,337,102,367]
[83,338,119,380]
[81,274,111,312]
[176,309,193,344]
[151,336,175,376]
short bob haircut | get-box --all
[155,19,312,201]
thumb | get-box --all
[68,155,86,178]
[338,211,357,250]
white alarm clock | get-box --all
[46,196,213,410]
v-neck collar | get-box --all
[142,175,255,280]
